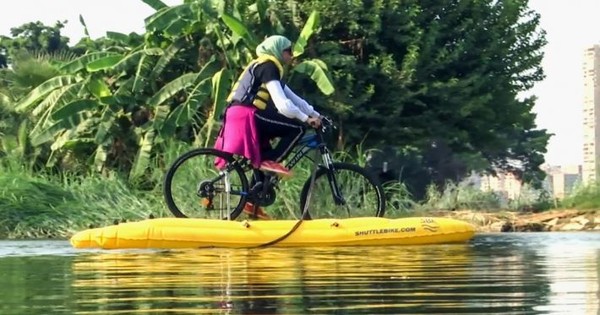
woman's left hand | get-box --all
[307,117,322,129]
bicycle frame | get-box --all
[211,121,347,209]
[281,128,346,206]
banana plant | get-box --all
[14,36,222,180]
[144,1,335,124]
[12,0,336,183]
[218,10,334,94]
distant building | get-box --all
[582,44,600,184]
[471,165,581,200]
[479,172,522,200]
[543,165,582,199]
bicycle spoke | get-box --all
[164,149,248,219]
[300,163,384,219]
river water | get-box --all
[0,233,598,314]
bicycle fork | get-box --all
[319,147,346,206]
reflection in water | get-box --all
[0,233,598,314]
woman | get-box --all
[215,35,322,218]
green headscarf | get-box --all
[255,35,292,63]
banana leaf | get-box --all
[293,11,320,57]
[164,78,211,130]
[94,104,118,144]
[113,48,163,73]
[93,144,109,172]
[106,31,131,44]
[147,73,199,107]
[87,78,112,98]
[15,75,79,112]
[210,68,233,121]
[152,105,172,136]
[129,129,155,180]
[149,38,186,82]
[50,99,99,122]
[86,55,125,72]
[60,52,121,73]
[142,0,168,10]
[293,59,335,95]
[204,68,233,146]
[145,4,194,33]
[221,13,258,48]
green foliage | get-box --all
[0,0,552,215]
[422,181,504,211]
[142,0,169,11]
[0,21,71,60]
[0,1,333,186]
[0,171,75,238]
[221,12,259,48]
[292,59,334,96]
[1,52,63,98]
[562,182,600,210]
[290,0,549,195]
[0,165,167,238]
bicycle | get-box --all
[163,117,385,220]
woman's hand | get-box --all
[307,116,322,129]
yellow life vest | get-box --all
[226,55,284,110]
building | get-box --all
[582,45,600,185]
[479,172,522,200]
[543,165,582,199]
[473,165,582,201]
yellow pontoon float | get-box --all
[70,217,475,249]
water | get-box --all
[0,233,598,314]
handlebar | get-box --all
[320,116,335,133]
[307,116,335,134]
[321,116,334,128]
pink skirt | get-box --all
[214,104,262,169]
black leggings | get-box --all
[254,108,305,163]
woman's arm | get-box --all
[265,80,308,122]
[283,85,320,118]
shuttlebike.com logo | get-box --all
[420,218,440,232]
[354,227,416,236]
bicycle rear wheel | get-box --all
[299,162,385,219]
[163,148,249,219]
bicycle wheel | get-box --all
[163,148,249,219]
[299,162,385,219]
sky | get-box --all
[527,0,600,166]
[1,0,599,166]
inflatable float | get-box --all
[70,217,475,249]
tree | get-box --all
[4,21,70,54]
[295,0,550,190]
[11,0,334,183]
[0,21,72,75]
[4,0,552,196]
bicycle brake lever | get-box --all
[321,116,336,131]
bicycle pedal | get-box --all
[200,198,214,210]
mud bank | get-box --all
[430,209,600,232]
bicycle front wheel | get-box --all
[299,162,385,219]
[163,148,249,219]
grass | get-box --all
[2,142,598,239]
[0,167,167,239]
[562,182,600,210]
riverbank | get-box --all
[2,167,599,238]
[429,209,600,232]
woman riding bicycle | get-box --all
[215,35,322,218]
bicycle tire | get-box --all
[163,148,249,219]
[299,162,386,219]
